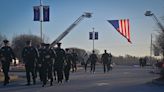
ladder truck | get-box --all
[50,12,92,47]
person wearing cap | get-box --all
[64,48,72,82]
[0,39,16,86]
[54,42,65,83]
[88,50,98,73]
[40,43,56,87]
[21,40,39,85]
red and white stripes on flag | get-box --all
[107,19,131,43]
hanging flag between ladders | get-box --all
[107,19,131,43]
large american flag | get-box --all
[107,19,131,43]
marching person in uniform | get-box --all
[22,40,39,85]
[41,43,56,87]
[101,50,111,73]
[71,50,78,72]
[54,42,65,83]
[37,43,45,81]
[88,50,98,73]
[0,40,16,86]
[64,48,72,82]
[107,53,113,71]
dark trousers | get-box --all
[56,66,63,83]
[41,64,47,85]
[47,64,53,83]
[25,64,36,84]
[38,66,43,81]
[41,63,53,85]
[103,63,111,73]
[72,62,77,72]
[103,64,107,73]
[53,66,57,80]
[64,65,71,81]
[2,61,10,85]
[90,63,96,72]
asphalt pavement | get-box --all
[0,65,164,92]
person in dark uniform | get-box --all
[64,48,72,82]
[107,53,113,71]
[40,43,56,87]
[0,40,16,86]
[37,43,45,81]
[101,50,111,73]
[54,42,65,83]
[22,40,39,85]
[88,50,98,73]
[71,50,78,72]
[139,58,143,67]
[143,57,147,66]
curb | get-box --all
[152,79,164,85]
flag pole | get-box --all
[40,0,43,42]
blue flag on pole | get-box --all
[89,32,93,40]
[43,6,50,21]
[89,32,98,40]
[95,32,98,40]
[33,6,40,21]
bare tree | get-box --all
[0,33,6,47]
[12,34,42,60]
[156,32,164,56]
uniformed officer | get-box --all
[22,40,39,85]
[54,42,65,83]
[71,50,78,72]
[37,43,45,81]
[0,40,16,86]
[88,50,98,73]
[41,43,56,87]
[64,48,72,82]
[108,53,113,71]
[101,50,112,73]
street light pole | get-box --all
[150,33,153,58]
[40,0,43,42]
[92,27,95,51]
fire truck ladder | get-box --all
[51,12,92,47]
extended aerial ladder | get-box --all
[50,12,92,47]
[145,11,164,32]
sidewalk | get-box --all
[152,78,164,85]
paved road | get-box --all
[0,65,163,92]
